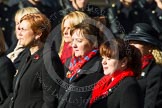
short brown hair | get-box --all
[100,38,142,76]
[20,13,51,43]
[70,22,99,48]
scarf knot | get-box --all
[66,49,98,79]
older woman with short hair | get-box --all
[7,13,64,108]
[7,7,41,69]
[58,22,103,108]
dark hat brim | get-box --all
[124,33,162,50]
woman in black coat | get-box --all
[58,23,104,108]
[6,13,64,108]
[88,38,143,108]
[125,23,162,108]
[0,28,16,105]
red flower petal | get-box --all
[34,54,40,60]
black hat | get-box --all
[124,23,162,50]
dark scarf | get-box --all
[141,54,154,69]
[89,68,134,107]
[66,49,98,79]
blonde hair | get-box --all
[152,49,162,65]
[15,7,40,22]
[0,28,6,55]
[58,11,89,56]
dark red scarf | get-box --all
[141,54,154,69]
[66,49,98,79]
[89,68,134,107]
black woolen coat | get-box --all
[7,47,64,108]
[90,77,143,108]
[0,54,15,105]
[138,60,162,108]
[58,53,104,108]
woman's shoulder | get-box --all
[145,64,162,81]
[0,54,16,74]
[82,54,103,71]
[119,77,139,89]
[85,52,102,65]
[148,63,162,75]
[0,54,13,65]
[152,64,162,71]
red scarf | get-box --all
[141,54,154,69]
[66,49,98,79]
[60,42,72,64]
[89,68,134,107]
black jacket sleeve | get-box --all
[0,55,16,105]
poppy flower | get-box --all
[34,54,40,60]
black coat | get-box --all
[138,60,162,108]
[0,3,13,48]
[6,47,64,108]
[58,53,104,108]
[102,1,148,36]
[0,54,15,105]
[50,2,102,29]
[90,77,143,108]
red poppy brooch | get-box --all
[34,54,40,60]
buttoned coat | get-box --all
[58,52,104,108]
[138,60,162,108]
[7,47,64,108]
[90,77,143,108]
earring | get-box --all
[149,49,152,53]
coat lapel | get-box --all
[69,55,101,83]
[13,48,43,99]
[140,59,155,78]
[13,52,32,99]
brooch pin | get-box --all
[66,71,72,78]
[34,54,40,60]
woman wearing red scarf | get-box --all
[58,22,104,108]
[89,38,143,108]
[125,23,162,108]
[58,11,89,64]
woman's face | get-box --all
[120,0,134,6]
[63,19,72,43]
[129,41,151,56]
[102,56,121,75]
[70,0,89,10]
[71,29,93,57]
[18,20,36,47]
[155,0,162,9]
[15,17,21,40]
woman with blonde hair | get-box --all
[7,7,40,69]
[58,22,103,108]
[0,28,16,105]
[58,11,89,64]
